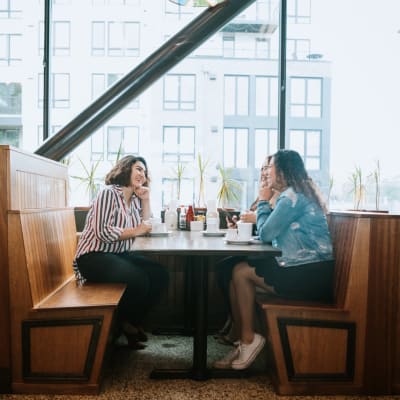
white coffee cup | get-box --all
[225,228,238,241]
[237,222,252,240]
[151,222,167,233]
[190,220,203,231]
[206,217,218,233]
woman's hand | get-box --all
[134,186,150,200]
[135,222,152,236]
[240,210,256,224]
[258,185,274,202]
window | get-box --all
[92,73,139,108]
[39,21,71,56]
[91,21,140,56]
[224,75,249,116]
[0,33,22,65]
[255,76,278,117]
[108,21,140,56]
[290,77,322,118]
[91,22,105,56]
[286,38,310,60]
[287,0,311,24]
[289,129,321,170]
[0,82,21,113]
[38,73,70,108]
[255,38,270,59]
[0,0,21,18]
[107,126,139,160]
[163,126,195,163]
[91,129,104,161]
[254,128,278,167]
[222,34,234,57]
[0,127,20,146]
[163,74,196,111]
[162,177,194,207]
[164,0,193,17]
[223,128,248,168]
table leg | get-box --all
[150,256,249,380]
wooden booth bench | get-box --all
[257,211,375,395]
[8,208,126,395]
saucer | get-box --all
[202,231,226,237]
[149,231,171,237]
[225,238,252,245]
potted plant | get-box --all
[349,166,366,211]
[71,157,101,202]
[196,153,209,208]
[216,164,241,208]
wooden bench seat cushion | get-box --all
[35,278,126,310]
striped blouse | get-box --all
[74,184,142,260]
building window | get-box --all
[255,76,278,117]
[38,73,70,108]
[290,77,322,118]
[0,127,20,146]
[91,128,104,161]
[0,82,21,113]
[222,34,234,57]
[255,0,273,20]
[163,74,196,111]
[92,21,140,57]
[108,21,140,56]
[91,21,105,56]
[163,126,195,163]
[255,38,270,59]
[286,38,310,60]
[0,0,21,18]
[162,177,194,207]
[164,0,193,17]
[288,0,311,24]
[254,128,278,167]
[289,129,321,170]
[224,75,249,116]
[107,126,139,160]
[223,127,248,168]
[0,33,22,65]
[39,21,71,56]
[92,73,139,108]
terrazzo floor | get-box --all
[2,334,400,400]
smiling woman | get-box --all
[74,155,169,350]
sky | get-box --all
[310,0,400,183]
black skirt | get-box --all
[248,256,335,303]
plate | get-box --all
[149,231,171,237]
[225,239,252,245]
[202,231,226,237]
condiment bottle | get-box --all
[186,205,194,230]
[164,200,178,230]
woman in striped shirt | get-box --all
[74,155,169,349]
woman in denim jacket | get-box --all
[214,149,334,371]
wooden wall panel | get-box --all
[0,145,69,393]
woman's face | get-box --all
[267,157,287,191]
[260,159,269,186]
[130,161,147,189]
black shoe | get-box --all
[125,333,147,350]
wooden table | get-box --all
[131,230,281,381]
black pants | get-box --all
[76,251,169,325]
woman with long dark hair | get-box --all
[74,155,168,349]
[214,149,334,370]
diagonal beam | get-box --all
[35,0,256,161]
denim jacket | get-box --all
[256,187,333,267]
